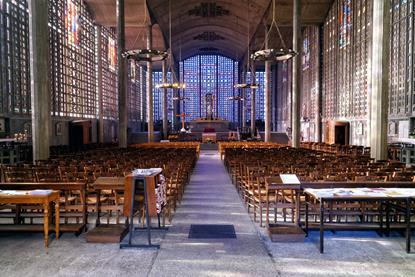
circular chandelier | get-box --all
[156,83,186,89]
[252,48,297,62]
[252,0,297,62]
[156,0,186,91]
[234,83,259,89]
[228,96,245,101]
[122,49,168,62]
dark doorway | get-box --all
[69,120,91,147]
[335,125,348,145]
[69,124,84,147]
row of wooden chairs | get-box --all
[0,144,198,230]
[224,144,415,228]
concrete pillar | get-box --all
[162,59,168,139]
[146,24,154,142]
[96,25,104,144]
[250,63,256,137]
[28,0,50,162]
[316,26,323,143]
[139,65,146,131]
[117,0,127,148]
[370,0,390,160]
[264,29,271,142]
[292,0,301,148]
[241,71,246,129]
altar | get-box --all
[189,118,230,133]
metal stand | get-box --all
[120,176,162,249]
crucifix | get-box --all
[176,112,191,132]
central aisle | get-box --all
[149,150,277,277]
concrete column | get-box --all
[370,0,390,160]
[241,70,246,129]
[96,25,104,144]
[264,29,271,142]
[292,0,301,148]
[29,0,50,162]
[316,26,323,143]
[162,59,168,139]
[146,24,154,142]
[139,65,146,131]
[117,0,127,148]
[250,64,256,137]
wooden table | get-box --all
[0,190,60,248]
[304,188,415,253]
[0,182,87,234]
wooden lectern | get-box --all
[123,173,160,217]
[121,171,164,249]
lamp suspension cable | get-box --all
[234,0,258,90]
[252,0,297,62]
[157,0,186,89]
[122,0,167,63]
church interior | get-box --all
[1,0,415,276]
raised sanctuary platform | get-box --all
[189,118,230,133]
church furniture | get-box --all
[1,145,196,232]
[224,144,415,233]
[202,132,217,143]
[0,182,87,234]
[93,177,125,225]
[121,170,166,249]
[304,188,415,253]
[85,177,128,243]
[265,177,302,227]
[0,189,60,248]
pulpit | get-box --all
[121,169,166,249]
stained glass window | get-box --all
[48,0,97,118]
[245,71,268,121]
[0,0,30,115]
[128,60,140,127]
[179,55,238,122]
[152,71,172,121]
[339,0,352,48]
[100,27,118,120]
[181,56,200,121]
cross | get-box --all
[176,112,191,131]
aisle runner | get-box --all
[148,150,277,277]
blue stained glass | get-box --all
[179,55,239,123]
[152,71,172,121]
[246,71,268,121]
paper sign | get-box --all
[279,174,301,184]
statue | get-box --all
[205,93,214,120]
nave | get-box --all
[1,146,414,277]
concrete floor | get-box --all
[0,150,415,276]
[147,150,276,277]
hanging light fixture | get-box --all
[122,0,168,63]
[234,0,257,90]
[172,96,190,101]
[252,0,297,62]
[228,96,245,101]
[122,49,167,62]
[156,0,185,90]
[234,83,259,89]
[156,83,186,89]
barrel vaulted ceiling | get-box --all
[85,0,334,63]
